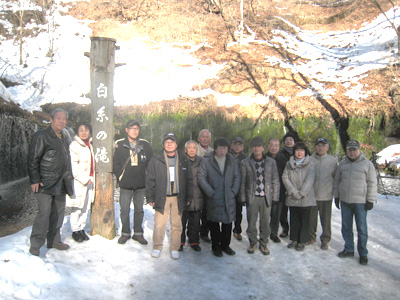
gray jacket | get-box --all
[198,152,241,224]
[282,155,316,207]
[239,154,280,207]
[185,155,204,211]
[311,153,337,201]
[333,153,377,204]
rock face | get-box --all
[0,112,37,217]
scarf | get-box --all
[164,151,180,195]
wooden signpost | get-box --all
[86,37,117,239]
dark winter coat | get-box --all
[197,152,241,224]
[185,155,204,212]
[267,151,289,202]
[239,154,280,207]
[113,137,153,190]
[27,126,74,196]
[145,151,194,214]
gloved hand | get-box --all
[365,202,374,210]
[334,198,340,209]
[292,191,301,200]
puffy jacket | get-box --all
[239,154,280,207]
[145,151,194,214]
[27,126,73,196]
[113,137,153,190]
[311,153,337,201]
[333,153,377,204]
[66,136,95,208]
[282,155,316,207]
[185,155,204,212]
[198,152,241,224]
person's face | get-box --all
[126,125,140,141]
[198,131,211,148]
[284,137,295,148]
[294,148,305,159]
[347,148,361,160]
[185,142,198,159]
[164,139,178,155]
[315,142,329,156]
[78,125,91,141]
[215,146,228,158]
[268,140,280,155]
[231,142,244,154]
[252,145,265,158]
[50,111,67,134]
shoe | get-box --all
[118,235,130,244]
[79,230,90,241]
[48,242,70,250]
[247,244,257,254]
[287,241,298,249]
[200,235,211,243]
[259,245,270,256]
[29,247,40,256]
[179,245,184,251]
[321,242,329,250]
[295,243,305,251]
[171,251,180,259]
[222,247,236,256]
[72,231,84,243]
[279,231,288,238]
[191,244,201,252]
[306,239,316,246]
[151,249,161,258]
[338,250,354,258]
[233,233,242,241]
[132,235,148,245]
[270,235,281,243]
[359,256,368,265]
[212,248,223,257]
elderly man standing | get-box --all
[146,133,193,259]
[308,138,337,250]
[240,137,280,255]
[334,140,377,265]
[27,108,74,256]
[113,120,153,245]
[197,128,214,242]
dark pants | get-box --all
[309,200,332,243]
[30,193,66,248]
[119,188,145,236]
[181,210,202,245]
[270,201,282,237]
[200,200,210,237]
[209,221,232,251]
[289,206,312,244]
[280,202,290,234]
[233,202,243,234]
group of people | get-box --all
[27,108,377,266]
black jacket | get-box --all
[185,155,204,212]
[113,137,153,190]
[27,126,73,196]
[270,149,291,202]
[145,150,194,214]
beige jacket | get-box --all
[66,136,95,208]
[311,153,337,201]
[333,153,377,204]
[282,155,316,207]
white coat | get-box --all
[66,136,95,208]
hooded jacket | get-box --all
[333,153,377,204]
[282,155,316,207]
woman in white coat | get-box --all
[67,122,95,242]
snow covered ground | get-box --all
[1,1,399,110]
[0,193,399,300]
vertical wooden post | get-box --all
[88,37,117,239]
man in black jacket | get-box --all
[146,133,193,259]
[113,120,153,245]
[27,108,74,256]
